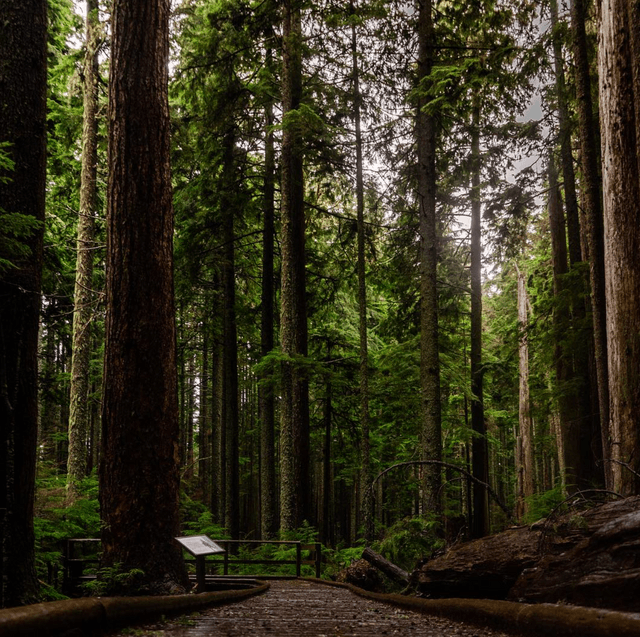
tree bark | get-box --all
[362,547,409,584]
[222,131,240,540]
[416,0,443,517]
[199,316,211,504]
[67,0,100,505]
[548,156,588,493]
[570,0,611,489]
[322,345,333,546]
[279,0,310,531]
[550,0,601,491]
[351,12,373,543]
[99,0,187,593]
[550,0,582,266]
[260,73,277,539]
[470,104,488,538]
[599,0,640,495]
[516,265,534,520]
[211,298,225,524]
[0,0,47,607]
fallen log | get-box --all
[509,508,640,611]
[362,548,409,585]
[412,495,640,610]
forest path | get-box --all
[117,579,515,636]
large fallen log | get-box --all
[413,495,640,608]
[415,526,542,599]
[509,508,640,611]
[362,548,409,585]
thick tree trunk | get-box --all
[67,0,100,504]
[351,14,373,543]
[0,0,47,607]
[279,0,310,531]
[470,104,488,538]
[260,86,277,539]
[548,157,591,492]
[100,0,187,593]
[599,0,640,495]
[550,0,601,492]
[570,0,611,489]
[416,0,443,517]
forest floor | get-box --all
[107,579,514,637]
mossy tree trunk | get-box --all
[0,0,47,608]
[599,0,640,495]
[99,0,187,593]
[67,0,100,505]
[417,0,442,517]
[279,0,310,532]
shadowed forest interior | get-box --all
[2,0,640,608]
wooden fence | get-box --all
[63,538,322,592]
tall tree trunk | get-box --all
[100,0,187,593]
[551,0,604,492]
[185,353,195,480]
[552,0,602,491]
[279,0,310,531]
[0,0,47,607]
[200,317,211,504]
[548,156,586,493]
[550,0,582,265]
[322,346,333,546]
[470,104,488,538]
[416,0,442,517]
[67,0,100,504]
[516,265,534,520]
[222,131,240,540]
[351,12,373,543]
[211,303,225,523]
[570,0,611,489]
[599,0,640,495]
[260,80,277,539]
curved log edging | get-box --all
[301,577,640,637]
[0,581,269,636]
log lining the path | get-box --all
[0,582,268,637]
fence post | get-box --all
[315,543,321,578]
[295,543,302,578]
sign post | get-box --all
[175,535,225,591]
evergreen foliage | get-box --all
[12,0,634,602]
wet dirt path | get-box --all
[118,579,515,637]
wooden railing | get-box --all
[62,538,322,592]
[190,540,322,579]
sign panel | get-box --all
[175,535,225,557]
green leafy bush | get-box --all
[34,471,101,592]
[81,564,145,597]
[374,516,443,571]
[524,484,565,524]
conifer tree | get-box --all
[416,0,443,517]
[100,0,187,592]
[280,0,311,531]
[0,0,47,608]
[67,0,101,504]
[599,0,640,495]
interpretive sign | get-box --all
[175,535,225,557]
